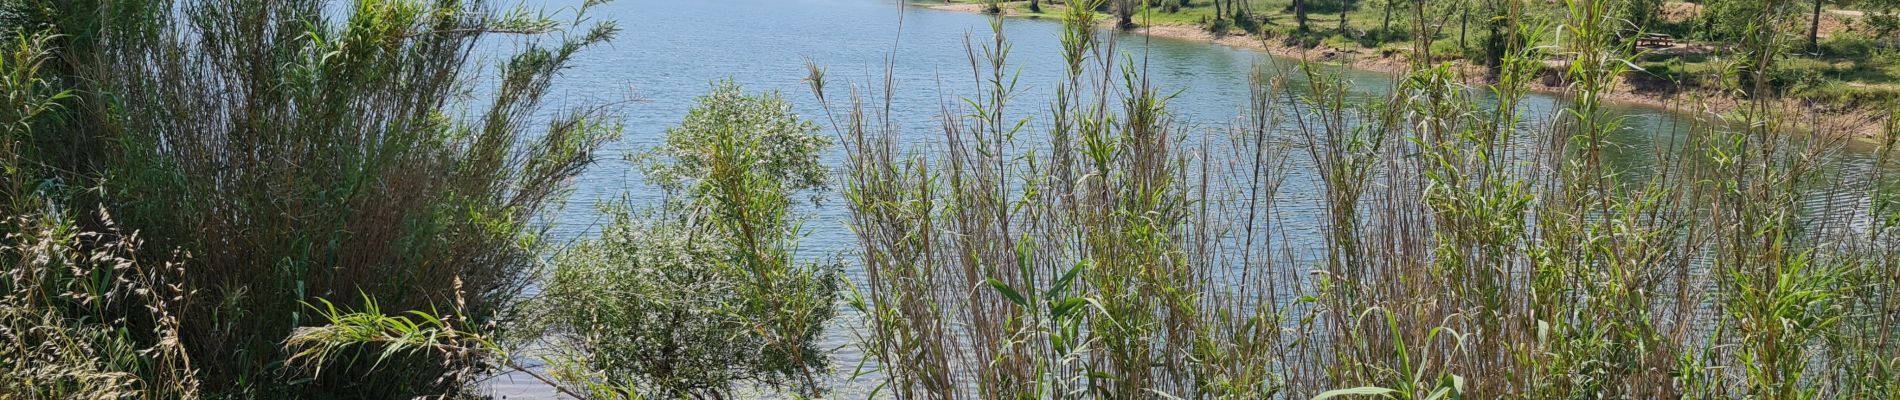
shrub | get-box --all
[536,212,768,397]
[6,0,621,397]
[1795,81,1900,106]
[1322,34,1358,51]
[529,81,841,398]
[1696,0,1774,42]
[0,27,200,400]
[1769,57,1833,92]
[642,81,832,202]
[1204,15,1230,34]
[1870,11,1900,40]
[1233,10,1260,33]
[1429,39,1470,61]
[1822,32,1878,58]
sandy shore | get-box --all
[925,3,1890,140]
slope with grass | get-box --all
[924,0,1900,139]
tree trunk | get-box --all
[1295,0,1309,32]
[1340,0,1351,32]
[1117,0,1136,29]
[1383,0,1395,39]
[1810,0,1826,54]
[1414,0,1428,62]
[1030,0,1041,13]
[1460,2,1469,50]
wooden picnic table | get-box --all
[1637,33,1675,48]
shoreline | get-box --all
[922,2,1889,140]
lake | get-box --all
[489,0,1888,397]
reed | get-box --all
[816,0,1900,399]
[3,0,620,397]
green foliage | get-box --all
[1869,10,1900,38]
[643,81,831,203]
[285,296,495,381]
[533,208,840,399]
[10,1,1900,399]
[2,0,621,397]
[1620,0,1667,31]
[286,82,842,400]
[1698,0,1794,42]
[533,82,841,399]
[283,295,596,400]
[1821,32,1878,58]
[1770,57,1832,90]
[0,27,199,400]
[1427,39,1471,62]
[538,213,764,398]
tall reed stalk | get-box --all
[819,1,1899,399]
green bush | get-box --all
[1233,10,1260,34]
[1,24,200,400]
[1696,0,1773,42]
[1321,34,1358,51]
[1428,39,1473,62]
[1376,42,1408,58]
[1205,16,1231,34]
[1796,81,1900,106]
[1770,57,1833,92]
[4,0,621,397]
[1635,58,1711,87]
[531,81,841,399]
[1869,11,1900,39]
[1823,32,1878,58]
[537,212,773,397]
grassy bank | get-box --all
[924,0,1900,138]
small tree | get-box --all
[535,81,842,398]
[1383,0,1399,39]
[1481,0,1524,67]
[289,81,844,400]
[1295,0,1311,32]
[1115,0,1138,29]
[1622,0,1667,32]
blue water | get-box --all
[479,0,1888,397]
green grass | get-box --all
[937,0,1900,109]
[932,0,1546,50]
